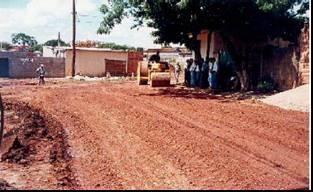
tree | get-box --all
[96,42,137,51]
[44,39,68,47]
[76,40,97,48]
[30,44,43,53]
[0,42,12,50]
[97,0,309,91]
[11,33,38,47]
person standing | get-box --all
[189,59,197,87]
[184,59,192,87]
[149,51,161,63]
[195,60,201,87]
[201,57,209,89]
[208,57,218,90]
[36,64,46,85]
[174,62,182,84]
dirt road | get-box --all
[0,79,310,189]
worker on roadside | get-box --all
[208,57,219,91]
[184,59,192,87]
[195,60,201,87]
[174,62,182,84]
[189,59,199,87]
[200,57,209,89]
[149,51,161,63]
[36,64,46,85]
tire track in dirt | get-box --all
[35,89,193,189]
[98,84,309,187]
[122,85,308,157]
[70,86,304,189]
[4,81,308,189]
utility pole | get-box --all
[72,0,76,77]
[58,32,61,48]
[0,94,4,147]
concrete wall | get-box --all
[66,49,142,77]
[298,24,310,85]
[261,46,299,91]
[197,31,224,59]
[0,51,65,78]
[43,46,66,58]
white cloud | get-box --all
[0,0,161,48]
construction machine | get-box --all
[137,61,171,87]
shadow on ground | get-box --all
[138,86,271,101]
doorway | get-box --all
[0,58,9,77]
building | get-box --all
[195,28,310,91]
[43,46,68,58]
[65,47,143,77]
[0,51,65,78]
[144,47,192,64]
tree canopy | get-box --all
[0,42,13,50]
[11,33,38,46]
[97,0,309,46]
[44,39,69,47]
[97,0,309,90]
[97,42,137,50]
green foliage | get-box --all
[44,39,68,47]
[97,0,309,90]
[11,33,38,46]
[97,0,309,46]
[0,42,12,50]
[29,44,43,53]
[136,47,144,52]
[96,42,137,51]
[257,81,275,93]
[257,75,275,93]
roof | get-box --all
[145,47,191,54]
[65,47,131,53]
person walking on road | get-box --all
[36,64,46,85]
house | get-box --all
[65,47,143,77]
[195,26,310,91]
[144,47,192,64]
[43,46,68,58]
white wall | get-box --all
[43,46,66,58]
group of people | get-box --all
[184,57,219,90]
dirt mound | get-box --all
[0,179,17,190]
[261,84,310,112]
[0,101,77,189]
[1,102,50,164]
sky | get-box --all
[0,0,161,48]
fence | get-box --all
[0,94,4,147]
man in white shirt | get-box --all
[208,58,218,90]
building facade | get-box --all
[65,48,143,77]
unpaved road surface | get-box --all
[0,79,310,190]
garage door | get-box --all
[105,59,126,76]
[0,58,9,77]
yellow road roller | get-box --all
[137,61,171,87]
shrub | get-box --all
[257,80,275,93]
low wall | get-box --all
[0,52,65,78]
[9,57,65,78]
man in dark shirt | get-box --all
[149,51,161,63]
